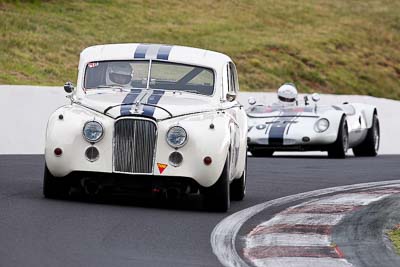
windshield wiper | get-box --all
[94,85,130,91]
[178,90,203,95]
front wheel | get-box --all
[43,164,69,199]
[203,157,230,212]
[328,117,348,159]
[353,114,379,157]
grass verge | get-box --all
[0,0,399,99]
[388,224,400,254]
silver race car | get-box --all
[247,91,380,158]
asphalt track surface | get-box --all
[333,195,400,267]
[0,154,399,267]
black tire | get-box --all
[251,149,274,157]
[43,164,69,199]
[203,156,230,212]
[230,155,246,201]
[328,117,348,159]
[353,114,380,157]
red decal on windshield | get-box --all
[88,62,99,68]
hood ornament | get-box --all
[131,101,144,114]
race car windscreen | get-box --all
[248,105,272,113]
[84,60,215,96]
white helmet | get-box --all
[107,62,133,85]
[277,83,298,105]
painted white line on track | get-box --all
[250,257,353,267]
[246,233,330,248]
[210,180,400,267]
[259,213,344,227]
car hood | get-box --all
[76,89,218,120]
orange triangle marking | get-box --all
[157,163,168,174]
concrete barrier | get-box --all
[0,85,67,154]
[0,85,398,154]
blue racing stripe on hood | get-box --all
[267,110,297,145]
[156,45,173,60]
[268,125,288,146]
[142,90,165,117]
[134,44,150,59]
[120,89,142,115]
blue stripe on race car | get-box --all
[120,89,142,115]
[156,45,173,60]
[268,112,297,145]
[142,90,165,117]
[134,44,150,59]
[268,124,288,146]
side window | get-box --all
[224,62,239,100]
[226,63,235,94]
[229,62,239,93]
[226,64,231,94]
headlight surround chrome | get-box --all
[83,121,104,143]
[315,118,330,133]
[166,126,188,148]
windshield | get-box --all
[248,105,274,113]
[248,105,314,114]
[84,60,215,96]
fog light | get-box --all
[169,151,183,167]
[54,148,63,157]
[204,156,212,165]
[85,146,99,162]
[256,124,266,130]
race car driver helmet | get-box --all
[277,83,298,105]
[107,62,133,85]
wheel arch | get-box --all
[326,111,347,138]
[364,107,378,129]
[350,104,377,129]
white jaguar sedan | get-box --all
[44,43,247,211]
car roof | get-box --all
[79,43,232,70]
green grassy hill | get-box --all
[1,0,399,99]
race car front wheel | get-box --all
[353,114,380,157]
[43,164,69,199]
[203,155,230,212]
[328,117,348,159]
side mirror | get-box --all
[311,93,320,102]
[248,97,256,105]
[304,95,309,106]
[226,92,236,102]
[64,81,74,93]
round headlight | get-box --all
[315,118,330,132]
[83,121,104,143]
[166,126,187,148]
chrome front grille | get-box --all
[113,119,157,174]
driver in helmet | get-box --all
[107,62,133,86]
[276,83,298,106]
